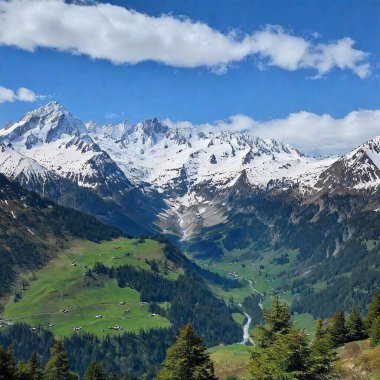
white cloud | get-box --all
[165,109,380,155]
[0,85,40,104]
[249,26,310,71]
[0,0,370,77]
[303,37,370,79]
[105,112,118,120]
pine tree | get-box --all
[155,324,218,380]
[263,296,291,333]
[346,307,366,342]
[311,320,335,374]
[28,352,43,380]
[16,361,31,380]
[314,320,324,344]
[365,292,380,332]
[249,327,315,379]
[327,309,348,348]
[248,301,335,380]
[0,345,16,380]
[370,316,380,347]
[255,296,291,348]
[6,346,16,378]
[84,362,106,380]
[45,341,72,380]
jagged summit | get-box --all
[315,135,380,193]
[0,103,133,195]
[1,102,380,241]
[2,102,380,239]
[124,118,170,146]
[86,120,132,141]
[32,100,66,114]
[0,101,331,194]
[0,101,86,147]
[87,115,325,192]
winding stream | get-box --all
[242,312,254,345]
[240,280,264,345]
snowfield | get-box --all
[2,101,380,238]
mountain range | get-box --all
[2,102,380,238]
[1,101,380,316]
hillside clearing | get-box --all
[2,238,171,337]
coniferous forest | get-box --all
[1,292,380,379]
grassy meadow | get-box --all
[3,238,171,337]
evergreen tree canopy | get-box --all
[16,361,31,380]
[255,296,291,348]
[249,327,315,380]
[327,309,348,348]
[370,316,380,347]
[263,296,291,333]
[28,352,43,380]
[311,320,335,374]
[346,307,366,342]
[365,292,380,331]
[0,345,16,380]
[84,362,106,380]
[155,324,218,380]
[248,299,335,380]
[45,341,73,380]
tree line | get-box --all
[186,191,380,320]
[91,261,241,346]
[157,291,380,380]
[0,340,129,380]
[1,292,380,379]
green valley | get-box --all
[3,238,171,337]
[195,244,318,337]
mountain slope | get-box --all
[90,118,333,192]
[2,102,380,320]
[315,136,380,195]
[88,117,336,239]
[0,172,121,297]
[0,102,132,194]
[2,237,242,347]
[0,103,165,235]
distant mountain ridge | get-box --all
[2,101,380,318]
[1,102,380,240]
[0,102,165,235]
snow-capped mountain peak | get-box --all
[85,116,332,196]
[86,120,132,141]
[124,118,170,147]
[0,101,86,148]
[3,102,380,240]
[0,103,134,195]
[314,135,380,193]
[358,135,380,169]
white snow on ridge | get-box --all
[0,144,51,182]
[0,102,339,196]
[3,101,380,239]
[88,119,336,192]
[0,103,129,191]
[0,101,86,146]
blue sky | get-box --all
[0,0,380,154]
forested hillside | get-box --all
[1,236,243,378]
[0,173,121,298]
[186,190,380,318]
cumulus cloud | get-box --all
[0,85,40,104]
[165,109,380,155]
[0,0,370,77]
